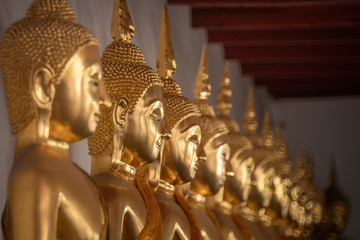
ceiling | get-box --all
[167,0,360,99]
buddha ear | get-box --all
[30,62,56,107]
[111,97,130,171]
[113,97,130,127]
[30,63,55,141]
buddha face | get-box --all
[255,163,275,208]
[311,200,323,224]
[225,150,255,203]
[167,116,201,182]
[50,45,110,143]
[124,85,167,163]
[191,133,230,196]
[330,203,346,232]
[274,175,292,215]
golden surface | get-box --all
[193,43,211,101]
[210,62,263,240]
[317,163,350,239]
[88,0,168,239]
[185,43,232,240]
[0,0,110,239]
[187,191,223,240]
[241,91,275,214]
[148,6,202,240]
[156,6,176,80]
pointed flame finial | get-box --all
[274,121,289,161]
[216,61,232,116]
[111,0,134,43]
[193,42,211,101]
[156,6,176,80]
[243,86,257,135]
[261,111,274,147]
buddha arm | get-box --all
[7,171,59,240]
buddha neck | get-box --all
[154,179,175,198]
[15,119,69,160]
[121,146,148,168]
[91,142,136,182]
[234,203,258,222]
[215,200,233,215]
[159,150,181,186]
[188,190,206,209]
[258,207,274,227]
[110,161,136,182]
[207,187,233,215]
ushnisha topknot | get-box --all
[215,60,252,159]
[156,6,200,130]
[243,86,264,147]
[215,60,240,133]
[193,42,229,146]
[88,0,163,155]
[0,0,99,134]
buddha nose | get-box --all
[225,161,235,177]
[98,80,111,108]
[196,145,207,163]
[160,115,172,140]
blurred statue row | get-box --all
[0,0,350,239]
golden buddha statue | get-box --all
[242,89,276,216]
[270,123,294,237]
[297,156,325,239]
[287,153,310,238]
[0,0,111,239]
[254,112,282,240]
[87,0,169,239]
[314,161,350,240]
[233,89,279,240]
[147,6,202,240]
[243,88,275,214]
[203,60,255,240]
[187,42,231,240]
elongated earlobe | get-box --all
[30,63,55,142]
[111,97,129,171]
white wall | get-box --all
[0,0,358,239]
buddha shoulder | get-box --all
[93,172,146,209]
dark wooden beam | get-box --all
[267,88,360,98]
[168,0,357,7]
[207,27,360,44]
[254,76,360,88]
[257,77,360,98]
[241,61,360,77]
[192,3,360,29]
[225,43,360,61]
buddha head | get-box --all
[325,164,350,235]
[243,93,275,209]
[215,61,255,205]
[155,6,201,185]
[190,43,230,197]
[271,123,293,217]
[288,154,308,225]
[88,0,169,169]
[319,161,350,238]
[0,0,110,143]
